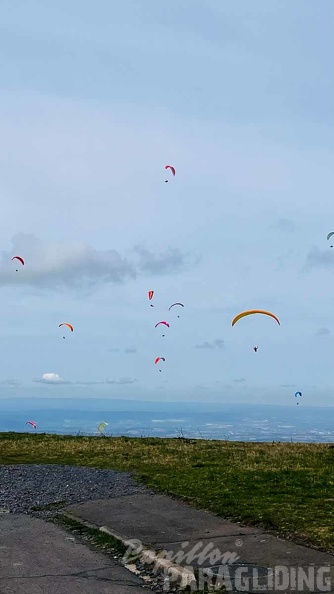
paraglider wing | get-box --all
[327,232,334,240]
[98,422,108,434]
[26,420,37,429]
[12,256,24,266]
[148,291,154,300]
[154,357,166,364]
[59,323,74,332]
[169,302,184,310]
[164,165,176,176]
[231,310,280,327]
[294,391,302,398]
[155,321,170,328]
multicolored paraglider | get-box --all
[98,422,108,435]
[12,255,25,272]
[148,290,154,307]
[59,323,74,339]
[165,165,176,182]
[169,302,184,318]
[232,310,280,326]
[155,321,170,337]
[26,420,37,430]
[155,357,166,372]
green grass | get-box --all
[1,432,334,552]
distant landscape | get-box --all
[1,399,334,442]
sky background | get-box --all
[0,0,333,405]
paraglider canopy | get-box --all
[295,391,302,397]
[165,165,175,176]
[148,290,154,306]
[164,164,175,181]
[12,255,24,271]
[154,357,166,364]
[59,323,74,332]
[98,422,108,434]
[232,310,280,326]
[155,321,170,328]
[169,302,184,318]
[26,420,37,429]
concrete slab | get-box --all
[65,492,334,592]
[66,493,258,545]
[0,515,145,594]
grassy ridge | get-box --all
[1,433,334,551]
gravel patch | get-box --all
[0,464,149,516]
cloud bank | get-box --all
[195,339,224,350]
[0,234,193,291]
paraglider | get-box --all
[232,310,280,327]
[12,255,24,272]
[148,290,154,307]
[155,321,170,337]
[59,323,74,339]
[155,357,166,372]
[164,164,176,182]
[295,391,302,405]
[327,232,334,247]
[253,346,258,352]
[169,302,184,318]
[98,422,108,435]
[26,421,37,430]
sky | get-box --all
[0,0,333,405]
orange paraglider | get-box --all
[232,310,280,327]
[59,323,74,339]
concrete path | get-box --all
[66,493,334,592]
[0,514,146,593]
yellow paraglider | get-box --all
[232,309,280,327]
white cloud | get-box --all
[34,373,69,384]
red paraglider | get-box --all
[155,356,166,372]
[155,321,170,329]
[12,256,25,271]
[154,357,166,364]
[164,165,176,182]
[148,290,154,307]
[155,321,170,336]
[26,420,37,429]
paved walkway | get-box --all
[66,493,334,592]
[0,514,146,593]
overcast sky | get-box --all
[0,0,333,405]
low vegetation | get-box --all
[1,432,334,552]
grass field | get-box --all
[1,432,334,552]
